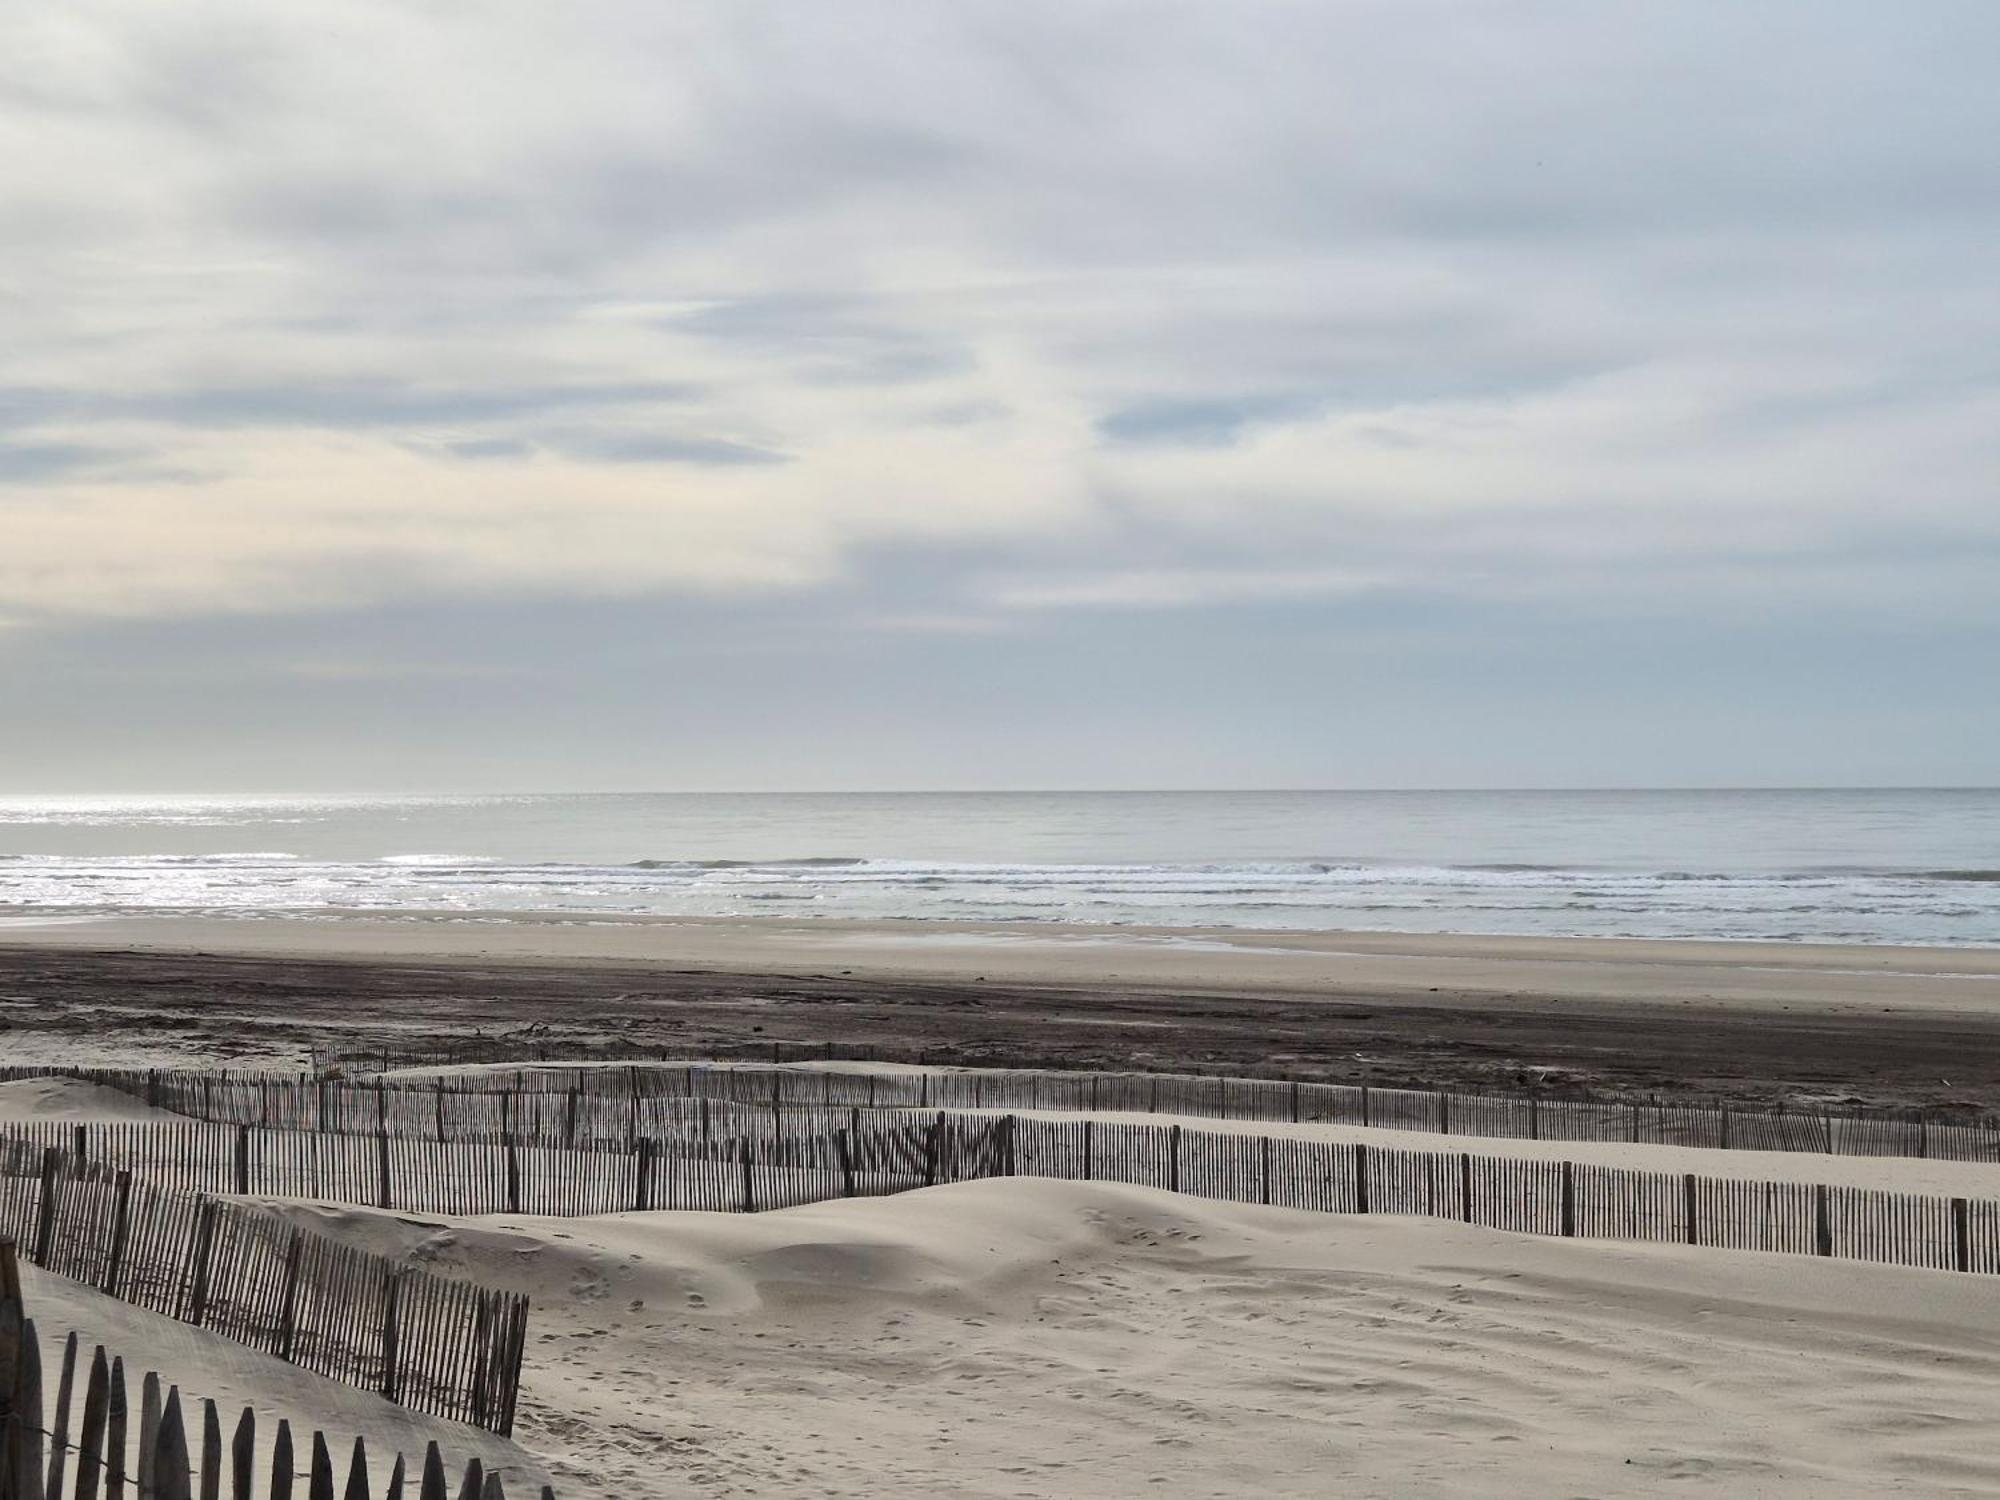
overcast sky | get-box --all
[2,1,1995,790]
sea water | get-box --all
[0,789,1996,946]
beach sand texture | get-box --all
[7,1072,2000,1496]
[255,1178,2000,1498]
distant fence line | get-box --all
[11,1060,1995,1165]
[3,1093,1996,1281]
[0,1240,547,1500]
[304,1033,2000,1133]
[0,1137,527,1437]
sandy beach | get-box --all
[4,913,2000,1108]
[244,1176,2000,1498]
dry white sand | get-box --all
[9,910,2000,1015]
[252,1179,2000,1499]
[0,1076,194,1124]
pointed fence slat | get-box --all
[2,1245,536,1500]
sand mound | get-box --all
[0,1076,189,1123]
[255,1179,2000,1498]
[15,1258,547,1492]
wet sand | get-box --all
[2,912,1998,1108]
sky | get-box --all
[2,1,1996,791]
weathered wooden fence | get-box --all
[0,1141,527,1436]
[1002,1116,2000,1274]
[18,1060,1988,1165]
[7,1085,1995,1279]
[0,1241,547,1500]
[0,1115,1010,1219]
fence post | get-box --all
[1166,1125,1180,1193]
[1288,1081,1299,1124]
[1528,1097,1539,1141]
[1814,1184,1832,1256]
[44,1330,77,1500]
[835,1131,854,1198]
[231,1408,255,1500]
[504,1135,520,1216]
[1459,1152,1473,1224]
[103,1171,134,1296]
[4,1297,44,1500]
[1259,1136,1271,1206]
[377,1129,393,1210]
[633,1139,655,1212]
[184,1200,219,1327]
[277,1230,305,1363]
[199,1399,221,1500]
[739,1141,755,1213]
[1353,1144,1369,1214]
[155,1390,192,1500]
[1683,1174,1699,1247]
[922,1115,942,1188]
[1081,1120,1094,1182]
[1438,1094,1451,1136]
[1560,1161,1575,1237]
[1718,1107,1731,1151]
[0,1239,26,1491]
[381,1269,404,1402]
[235,1125,251,1196]
[468,1302,494,1432]
[271,1420,293,1500]
[33,1148,59,1268]
[1952,1197,1971,1273]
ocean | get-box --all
[1,789,1996,946]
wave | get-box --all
[629,856,865,870]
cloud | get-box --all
[0,0,1994,645]
[0,440,145,483]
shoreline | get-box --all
[5,912,2000,1109]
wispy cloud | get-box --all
[0,2,1996,783]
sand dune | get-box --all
[0,1076,193,1124]
[250,1178,2000,1498]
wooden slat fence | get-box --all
[999,1117,1997,1274]
[0,1241,548,1500]
[0,1115,1009,1221]
[5,1066,1996,1279]
[15,1058,1990,1165]
[54,1091,1981,1277]
[0,1142,527,1436]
